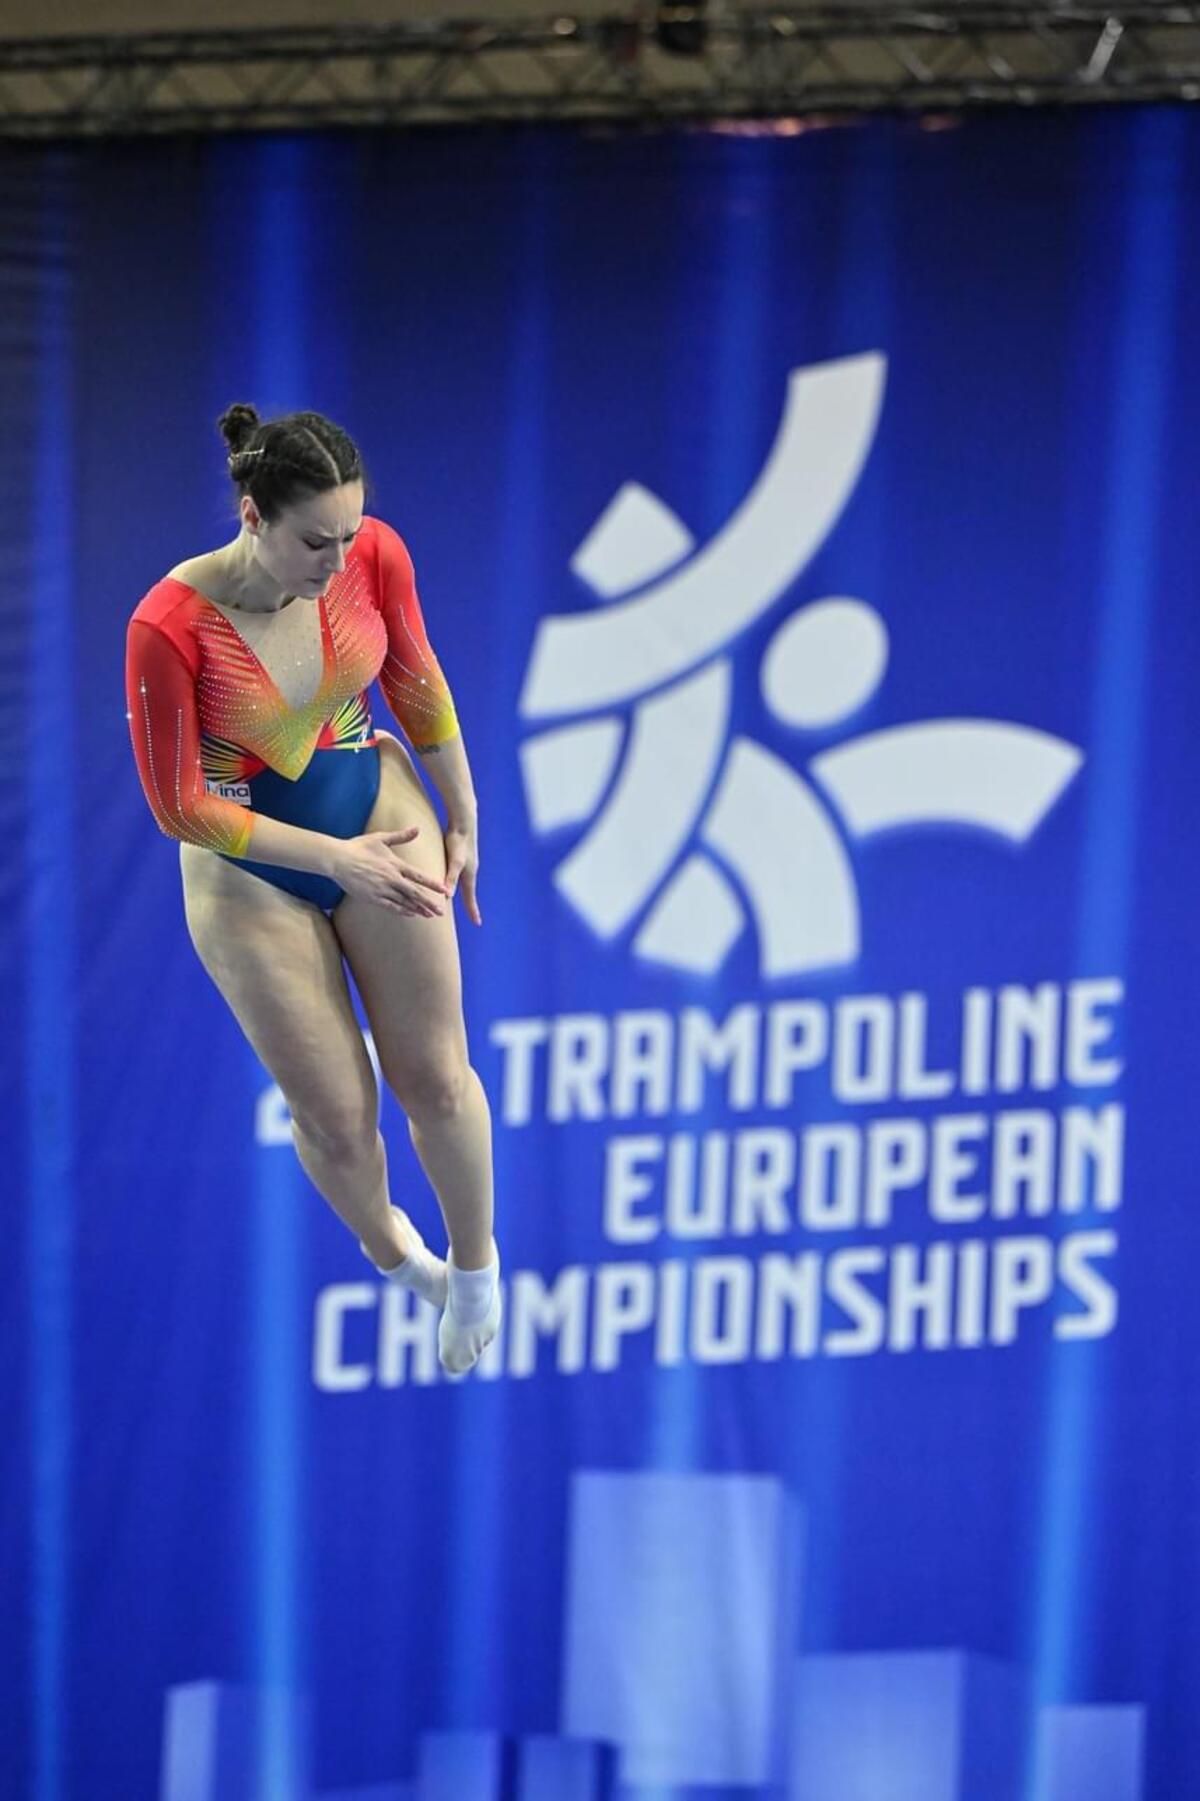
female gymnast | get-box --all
[125,404,500,1376]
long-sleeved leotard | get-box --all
[126,515,459,901]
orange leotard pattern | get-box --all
[126,515,459,859]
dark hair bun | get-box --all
[217,403,261,455]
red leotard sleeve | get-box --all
[126,618,255,858]
[371,518,461,750]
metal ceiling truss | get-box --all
[2,6,1199,137]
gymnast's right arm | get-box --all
[126,619,260,856]
[125,619,446,911]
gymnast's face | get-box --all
[244,479,365,598]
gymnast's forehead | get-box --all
[285,480,365,538]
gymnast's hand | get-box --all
[443,817,482,927]
[330,827,451,917]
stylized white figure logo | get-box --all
[517,352,1083,977]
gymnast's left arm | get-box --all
[372,515,483,925]
[415,732,482,927]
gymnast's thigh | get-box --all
[332,733,469,1094]
[179,842,377,1135]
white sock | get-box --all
[360,1209,447,1310]
[439,1245,502,1376]
[448,1248,499,1324]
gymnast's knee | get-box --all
[290,1099,380,1165]
[386,1053,471,1125]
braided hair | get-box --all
[217,403,369,523]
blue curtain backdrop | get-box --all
[2,106,1198,1800]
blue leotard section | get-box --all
[220,741,382,912]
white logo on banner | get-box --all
[516,352,1083,976]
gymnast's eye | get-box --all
[305,530,359,551]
